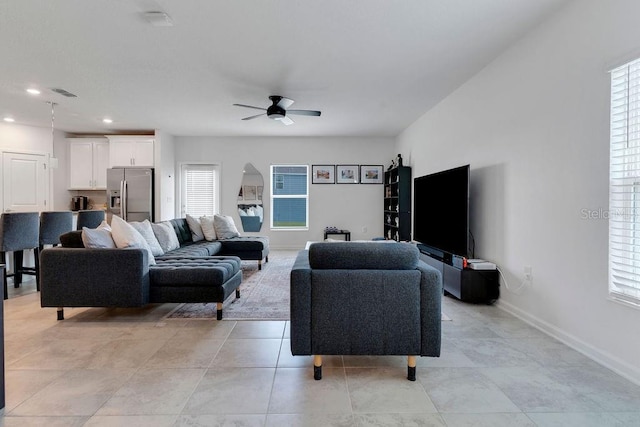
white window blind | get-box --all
[182,164,219,217]
[609,58,640,305]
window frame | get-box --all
[270,164,309,230]
[608,57,640,307]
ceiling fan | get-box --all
[233,95,321,125]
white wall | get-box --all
[154,130,176,221]
[174,136,394,249]
[397,0,640,383]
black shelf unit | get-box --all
[384,165,411,241]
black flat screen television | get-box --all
[413,165,470,258]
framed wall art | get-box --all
[336,164,359,184]
[312,165,335,184]
[360,165,384,184]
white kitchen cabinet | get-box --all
[68,138,109,189]
[107,136,154,167]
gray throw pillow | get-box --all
[130,219,164,256]
[151,221,180,252]
[213,214,241,240]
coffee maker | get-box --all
[71,196,88,211]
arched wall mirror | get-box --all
[237,163,264,232]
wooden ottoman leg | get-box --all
[407,355,416,381]
[258,260,262,270]
[314,355,323,380]
[57,307,64,321]
[236,287,241,299]
[216,302,223,320]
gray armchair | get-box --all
[290,242,442,381]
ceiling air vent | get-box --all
[50,88,77,98]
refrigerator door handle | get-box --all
[121,180,127,221]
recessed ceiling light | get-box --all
[4,117,15,122]
[103,118,113,124]
[26,88,40,95]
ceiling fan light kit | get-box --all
[233,95,321,126]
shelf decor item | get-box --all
[360,165,384,184]
[336,165,359,184]
[311,165,335,184]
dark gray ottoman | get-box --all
[149,256,242,320]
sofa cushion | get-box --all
[213,214,240,239]
[151,221,180,253]
[156,241,222,259]
[150,257,241,286]
[308,242,418,270]
[110,215,156,265]
[219,236,268,252]
[130,219,164,256]
[186,214,205,242]
[60,230,85,248]
[169,218,193,245]
[199,215,217,241]
[81,227,116,248]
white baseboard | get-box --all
[496,300,640,386]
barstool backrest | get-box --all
[40,211,74,246]
[76,210,105,230]
[0,212,40,251]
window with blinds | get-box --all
[609,58,640,305]
[270,165,309,229]
[182,164,219,218]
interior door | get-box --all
[2,151,48,213]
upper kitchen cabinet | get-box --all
[68,138,110,190]
[107,136,154,167]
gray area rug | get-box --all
[167,252,296,321]
[166,251,452,321]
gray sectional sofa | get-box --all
[40,218,269,320]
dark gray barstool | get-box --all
[39,211,74,291]
[76,210,105,230]
[0,212,40,300]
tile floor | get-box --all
[2,267,640,426]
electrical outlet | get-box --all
[362,226,368,233]
[524,266,533,281]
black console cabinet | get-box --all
[420,253,499,304]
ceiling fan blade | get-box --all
[242,113,266,120]
[276,97,294,109]
[287,109,321,117]
[233,103,267,111]
[279,116,294,125]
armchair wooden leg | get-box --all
[258,260,262,270]
[314,355,322,380]
[216,302,223,320]
[407,355,416,381]
[236,287,241,299]
[57,307,64,320]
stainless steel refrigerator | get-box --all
[107,168,154,222]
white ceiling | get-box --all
[0,0,569,137]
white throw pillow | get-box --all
[246,207,256,216]
[81,227,116,248]
[110,215,156,265]
[151,221,180,252]
[97,220,111,231]
[213,214,241,240]
[199,215,217,241]
[238,208,247,216]
[255,205,264,221]
[186,214,204,242]
[130,219,164,256]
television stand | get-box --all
[419,252,499,304]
